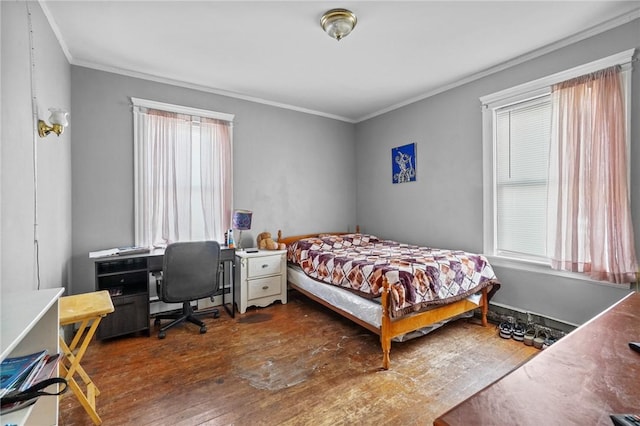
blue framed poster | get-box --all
[392,143,416,184]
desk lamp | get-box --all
[232,209,252,250]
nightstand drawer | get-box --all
[247,276,281,299]
[247,255,282,278]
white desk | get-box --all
[1,287,64,426]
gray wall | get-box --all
[3,2,637,327]
[70,68,356,294]
[1,1,72,293]
[355,19,639,326]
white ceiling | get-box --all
[41,1,640,123]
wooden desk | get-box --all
[59,290,115,425]
[434,292,640,426]
[93,247,235,339]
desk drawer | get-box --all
[147,255,163,271]
[247,255,282,278]
[97,293,148,339]
[247,276,281,300]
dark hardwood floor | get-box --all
[58,290,538,425]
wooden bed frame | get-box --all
[278,230,489,370]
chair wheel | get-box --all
[158,331,166,339]
[213,311,220,319]
[200,326,207,334]
[154,318,161,326]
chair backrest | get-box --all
[161,241,221,303]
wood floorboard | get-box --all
[58,290,538,426]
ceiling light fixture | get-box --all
[320,8,357,41]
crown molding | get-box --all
[38,1,639,125]
[356,8,640,123]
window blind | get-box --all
[495,97,551,258]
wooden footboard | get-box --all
[279,230,489,370]
[380,280,488,369]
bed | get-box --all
[277,230,500,369]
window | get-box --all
[495,96,551,261]
[132,98,234,248]
[481,49,635,281]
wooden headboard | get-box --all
[277,226,360,247]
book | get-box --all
[0,350,47,397]
[117,246,150,255]
[1,353,63,415]
[18,357,46,392]
[19,353,62,391]
[89,246,150,258]
[89,248,119,258]
[0,395,38,415]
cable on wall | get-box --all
[26,2,41,290]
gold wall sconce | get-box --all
[320,8,357,41]
[38,108,69,138]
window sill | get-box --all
[486,255,632,289]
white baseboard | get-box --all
[490,301,579,328]
[198,294,224,310]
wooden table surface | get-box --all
[434,292,640,426]
[59,290,115,325]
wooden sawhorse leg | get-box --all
[59,316,104,425]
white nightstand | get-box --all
[234,249,287,314]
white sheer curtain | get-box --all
[546,66,637,283]
[199,117,233,241]
[134,108,232,247]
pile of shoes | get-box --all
[498,317,525,341]
[498,318,558,350]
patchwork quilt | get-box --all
[287,234,500,319]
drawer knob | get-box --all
[262,264,268,268]
[262,286,269,290]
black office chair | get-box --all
[154,241,221,339]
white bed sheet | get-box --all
[288,265,480,342]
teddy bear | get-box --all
[256,231,286,251]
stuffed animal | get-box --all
[256,232,286,251]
